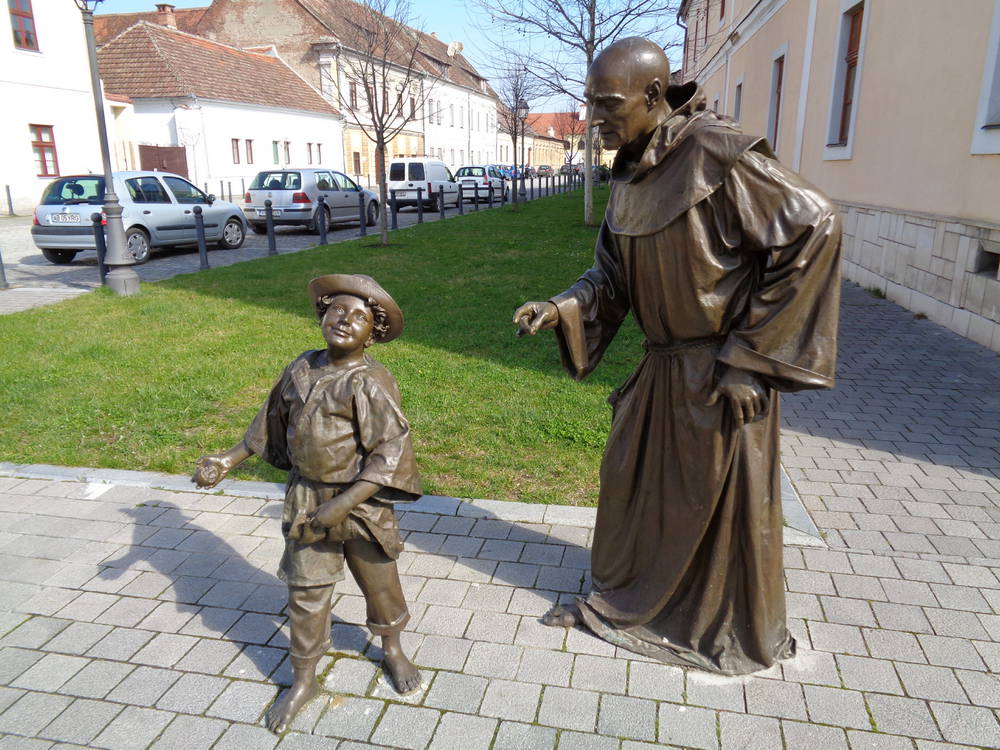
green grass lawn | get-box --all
[0,190,643,504]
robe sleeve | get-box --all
[352,371,422,502]
[548,222,632,380]
[243,359,297,471]
[717,148,842,392]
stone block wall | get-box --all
[837,201,1000,353]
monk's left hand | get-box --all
[708,368,770,426]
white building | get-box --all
[97,22,345,199]
[1,0,104,214]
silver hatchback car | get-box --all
[31,171,247,264]
[243,168,379,233]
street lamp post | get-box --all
[516,98,528,202]
[76,0,139,296]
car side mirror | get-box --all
[207,194,216,205]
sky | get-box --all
[95,0,680,111]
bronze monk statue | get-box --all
[514,37,841,675]
[194,274,422,731]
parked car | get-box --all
[559,164,583,176]
[31,171,247,264]
[537,165,554,177]
[523,166,537,178]
[454,165,508,202]
[244,168,378,234]
[387,158,460,208]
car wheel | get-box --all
[125,227,151,263]
[309,207,330,234]
[41,248,77,264]
[250,222,267,234]
[217,217,245,249]
[365,201,378,227]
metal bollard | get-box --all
[457,185,464,215]
[227,181,232,202]
[5,185,13,216]
[473,183,479,211]
[416,188,424,223]
[390,190,399,230]
[90,212,108,283]
[438,186,445,220]
[529,179,534,201]
[488,184,494,208]
[501,182,507,205]
[358,192,367,237]
[0,246,8,289]
[265,199,277,255]
[193,205,210,270]
[317,196,328,244]
[219,181,224,201]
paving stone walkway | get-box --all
[0,281,998,750]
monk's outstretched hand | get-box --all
[513,301,559,337]
[708,368,770,426]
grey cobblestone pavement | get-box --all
[0,284,999,749]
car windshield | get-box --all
[456,167,485,177]
[249,171,302,190]
[40,177,104,205]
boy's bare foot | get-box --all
[542,603,581,627]
[382,636,422,694]
[265,676,318,734]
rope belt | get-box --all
[643,336,725,355]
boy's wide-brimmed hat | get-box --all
[308,274,404,342]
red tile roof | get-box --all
[527,112,583,138]
[94,6,207,46]
[96,22,339,116]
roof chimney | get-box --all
[429,31,437,38]
[155,3,177,28]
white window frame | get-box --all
[823,0,870,161]
[972,0,1000,154]
[766,43,789,152]
[733,76,744,121]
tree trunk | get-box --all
[583,102,595,226]
[376,140,389,245]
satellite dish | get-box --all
[447,41,463,57]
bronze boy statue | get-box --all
[193,274,422,733]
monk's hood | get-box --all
[606,82,773,237]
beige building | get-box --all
[679,0,1000,352]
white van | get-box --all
[387,158,460,208]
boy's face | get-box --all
[321,294,374,355]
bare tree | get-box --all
[493,62,545,204]
[336,0,441,244]
[476,0,681,225]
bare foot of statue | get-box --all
[382,634,421,694]
[265,675,318,734]
[542,603,581,627]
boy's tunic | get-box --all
[244,349,422,587]
[549,86,841,674]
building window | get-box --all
[437,102,442,125]
[350,82,358,110]
[720,0,726,20]
[245,139,254,164]
[316,143,322,163]
[284,141,290,163]
[353,152,362,175]
[460,106,464,128]
[450,104,454,127]
[30,124,58,176]
[973,0,1000,153]
[713,95,720,113]
[410,96,416,119]
[9,0,38,51]
[231,138,240,164]
[836,4,863,145]
[768,54,785,149]
[272,140,280,164]
[427,98,433,123]
[733,82,743,121]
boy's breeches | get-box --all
[287,583,409,667]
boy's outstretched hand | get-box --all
[193,455,228,488]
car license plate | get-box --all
[256,208,282,217]
[50,213,81,223]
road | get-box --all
[0,178,566,299]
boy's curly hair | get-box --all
[316,294,390,346]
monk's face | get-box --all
[586,64,661,151]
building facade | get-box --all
[680,0,1000,352]
[2,0,103,214]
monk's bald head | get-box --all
[586,37,672,151]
